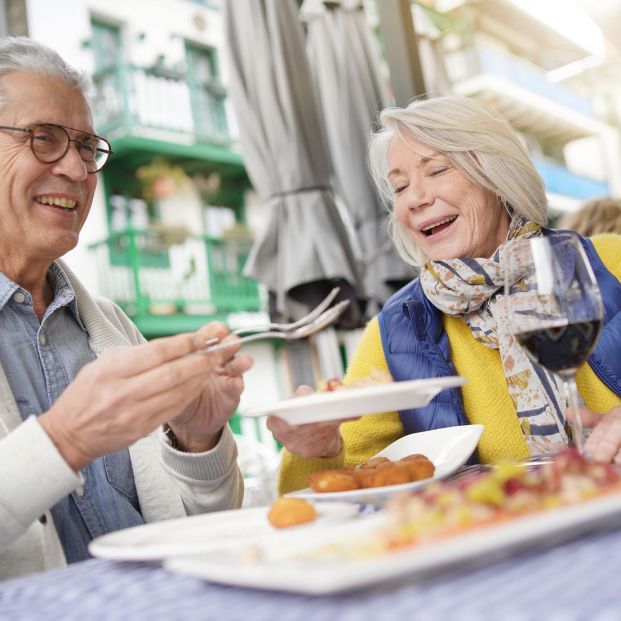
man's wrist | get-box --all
[39,412,90,472]
[162,424,180,450]
[163,423,222,453]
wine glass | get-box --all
[504,233,604,454]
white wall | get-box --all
[26,0,230,76]
[238,342,283,411]
[62,180,109,295]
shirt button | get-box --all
[38,333,47,346]
[13,292,25,303]
[38,514,47,524]
[76,486,85,497]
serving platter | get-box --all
[165,489,621,595]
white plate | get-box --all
[88,502,360,561]
[165,490,621,595]
[287,424,483,506]
[241,376,466,424]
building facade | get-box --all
[414,0,621,217]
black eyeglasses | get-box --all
[0,123,113,173]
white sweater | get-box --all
[0,260,243,580]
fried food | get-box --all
[267,497,317,528]
[357,456,391,470]
[354,463,411,488]
[308,453,435,492]
[398,454,436,481]
[317,377,343,392]
[317,368,393,392]
[347,368,393,388]
[309,469,360,493]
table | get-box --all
[2,525,621,621]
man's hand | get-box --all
[167,323,253,452]
[39,323,253,470]
[568,406,621,464]
[266,386,357,458]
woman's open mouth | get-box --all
[420,215,458,237]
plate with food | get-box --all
[287,424,484,505]
[165,450,621,595]
[241,374,466,425]
[88,500,360,561]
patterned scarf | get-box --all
[420,217,568,456]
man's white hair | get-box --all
[0,36,93,105]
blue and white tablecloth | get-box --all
[2,524,621,621]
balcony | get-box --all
[88,227,263,337]
[92,62,239,169]
[445,42,606,142]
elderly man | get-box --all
[0,37,253,579]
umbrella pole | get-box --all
[376,0,427,104]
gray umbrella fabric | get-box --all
[223,0,363,325]
[302,0,414,311]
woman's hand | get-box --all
[567,406,621,463]
[266,386,357,458]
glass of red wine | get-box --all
[504,233,604,454]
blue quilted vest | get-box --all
[377,230,621,439]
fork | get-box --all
[230,287,341,336]
[202,299,350,353]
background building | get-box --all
[401,0,621,217]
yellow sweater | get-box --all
[278,234,621,494]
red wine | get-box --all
[516,320,602,373]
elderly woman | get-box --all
[270,95,621,494]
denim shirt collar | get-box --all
[48,262,85,330]
[0,262,86,331]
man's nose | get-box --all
[50,143,88,180]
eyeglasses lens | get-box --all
[31,125,110,173]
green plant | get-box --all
[136,157,187,200]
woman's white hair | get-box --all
[368,95,548,267]
[0,36,93,104]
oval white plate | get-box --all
[241,376,466,424]
[287,424,484,505]
[88,502,360,561]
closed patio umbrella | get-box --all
[302,0,414,312]
[223,0,364,326]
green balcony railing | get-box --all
[88,227,261,324]
[92,62,229,144]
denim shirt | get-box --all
[0,263,143,563]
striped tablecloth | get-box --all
[2,524,621,621]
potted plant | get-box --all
[136,157,187,201]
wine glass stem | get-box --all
[562,374,584,454]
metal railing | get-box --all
[88,227,261,318]
[92,63,229,143]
